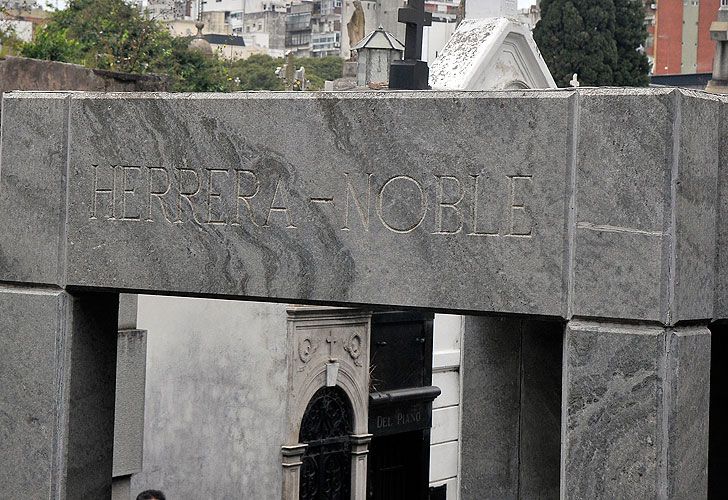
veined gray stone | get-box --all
[562,321,710,499]
[0,89,723,324]
[0,287,118,498]
[2,90,573,315]
[716,96,728,318]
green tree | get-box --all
[20,0,232,91]
[229,54,284,91]
[295,56,342,83]
[227,55,343,91]
[22,0,173,73]
[19,26,83,61]
[19,0,346,92]
[164,37,233,92]
[534,0,648,87]
[612,0,650,86]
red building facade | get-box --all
[650,0,719,75]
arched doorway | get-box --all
[299,386,354,500]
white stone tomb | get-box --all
[429,17,556,90]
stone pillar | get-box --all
[0,287,118,498]
[562,320,710,498]
[281,443,307,500]
[112,294,147,500]
[709,320,728,496]
[350,433,372,500]
[460,315,562,499]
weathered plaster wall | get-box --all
[130,296,289,499]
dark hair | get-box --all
[136,490,166,500]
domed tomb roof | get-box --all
[189,21,213,56]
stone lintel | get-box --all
[0,90,724,324]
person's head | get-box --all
[136,490,165,500]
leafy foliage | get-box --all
[226,55,343,91]
[612,0,650,86]
[163,37,233,92]
[229,54,284,91]
[1,21,26,57]
[295,56,343,85]
[23,0,173,73]
[19,26,83,61]
[534,0,649,87]
[19,0,343,92]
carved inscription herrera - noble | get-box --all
[88,164,535,237]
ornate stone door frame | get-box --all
[281,307,372,500]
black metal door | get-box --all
[299,386,353,500]
[367,312,435,499]
[367,431,429,499]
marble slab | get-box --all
[0,89,723,322]
[563,321,664,498]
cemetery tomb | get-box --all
[0,88,725,498]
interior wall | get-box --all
[459,315,562,499]
[130,296,289,499]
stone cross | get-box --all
[398,0,432,61]
[325,330,337,357]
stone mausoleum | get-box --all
[0,87,726,499]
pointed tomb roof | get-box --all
[351,26,404,52]
[429,17,555,90]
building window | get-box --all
[287,32,311,46]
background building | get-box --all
[341,0,404,59]
[146,0,192,20]
[0,2,49,44]
[650,0,720,75]
[465,0,517,18]
[311,0,342,57]
[242,7,287,56]
[129,298,465,499]
[285,1,313,55]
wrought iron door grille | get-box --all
[299,386,353,500]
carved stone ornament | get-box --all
[298,336,318,364]
[344,333,363,367]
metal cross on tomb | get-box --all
[399,0,432,61]
[389,0,432,90]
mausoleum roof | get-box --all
[351,26,404,52]
[429,17,556,91]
